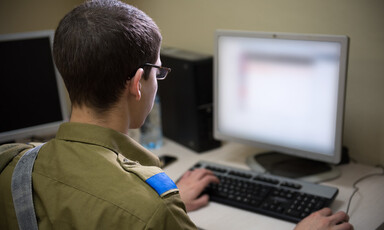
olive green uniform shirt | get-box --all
[0,122,197,230]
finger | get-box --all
[187,194,210,212]
[187,176,216,195]
[180,170,192,180]
[193,175,220,198]
[343,213,350,222]
[189,168,216,180]
[334,222,353,230]
[317,207,333,216]
[201,174,220,185]
[329,211,349,226]
[190,175,219,193]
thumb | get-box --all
[186,194,210,212]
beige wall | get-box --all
[128,0,384,166]
[0,0,82,34]
[0,0,383,166]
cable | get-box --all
[345,165,384,215]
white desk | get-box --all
[151,138,384,230]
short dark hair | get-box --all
[53,0,162,112]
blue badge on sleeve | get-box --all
[145,172,178,196]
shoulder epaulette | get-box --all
[145,172,178,197]
[117,153,178,197]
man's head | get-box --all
[53,0,162,114]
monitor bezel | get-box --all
[0,30,69,143]
[214,30,349,164]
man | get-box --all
[0,0,353,229]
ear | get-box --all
[128,68,143,101]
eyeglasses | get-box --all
[143,63,171,80]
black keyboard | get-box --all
[192,161,338,223]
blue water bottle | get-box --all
[140,95,163,149]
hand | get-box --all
[294,208,353,230]
[177,168,219,212]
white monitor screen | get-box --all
[214,31,348,164]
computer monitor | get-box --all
[0,30,69,143]
[214,30,349,182]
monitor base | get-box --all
[246,152,341,183]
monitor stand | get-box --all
[246,151,341,183]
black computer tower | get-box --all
[158,47,221,152]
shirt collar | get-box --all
[55,122,161,167]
